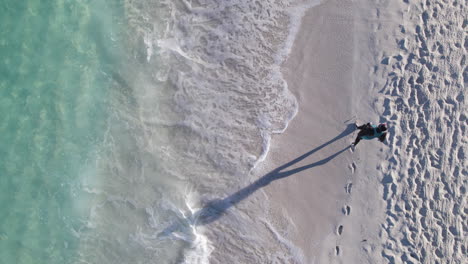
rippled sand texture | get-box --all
[375,1,467,263]
[337,0,467,263]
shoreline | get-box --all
[253,0,361,262]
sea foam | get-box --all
[75,0,321,263]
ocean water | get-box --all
[0,0,123,263]
[0,0,316,263]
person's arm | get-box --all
[357,123,371,130]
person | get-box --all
[352,122,387,146]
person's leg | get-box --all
[352,136,361,146]
[353,130,367,145]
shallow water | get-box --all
[0,0,316,263]
[0,1,124,262]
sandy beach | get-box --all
[255,0,467,263]
[1,0,464,262]
[254,0,358,261]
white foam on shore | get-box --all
[74,0,330,263]
[251,0,321,170]
[138,0,324,176]
[133,1,325,261]
[182,192,214,264]
[275,0,322,65]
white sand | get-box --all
[254,0,467,263]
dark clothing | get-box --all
[356,123,373,133]
[353,123,387,146]
[353,130,369,146]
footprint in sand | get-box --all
[343,205,351,215]
[345,183,353,194]
[337,225,344,235]
[348,162,357,174]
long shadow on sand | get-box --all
[159,124,355,236]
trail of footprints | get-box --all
[334,205,352,256]
[334,162,356,257]
[345,182,353,194]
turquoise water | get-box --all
[0,1,124,263]
[1,0,311,262]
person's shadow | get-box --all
[158,124,355,237]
